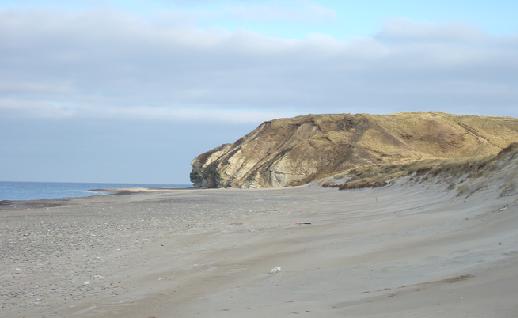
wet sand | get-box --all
[1,180,518,317]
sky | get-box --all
[1,0,518,183]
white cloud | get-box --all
[378,18,486,43]
[222,1,336,23]
[0,98,294,123]
[0,81,73,94]
[1,9,517,123]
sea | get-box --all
[0,181,192,201]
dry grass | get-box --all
[330,143,518,192]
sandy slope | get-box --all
[1,178,518,317]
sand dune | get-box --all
[1,149,517,317]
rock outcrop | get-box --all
[191,112,518,188]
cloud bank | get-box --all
[1,10,518,123]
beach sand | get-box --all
[1,180,518,317]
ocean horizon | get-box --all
[0,181,192,201]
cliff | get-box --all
[190,112,518,188]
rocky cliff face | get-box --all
[191,112,518,188]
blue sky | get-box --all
[1,0,517,183]
[2,0,518,38]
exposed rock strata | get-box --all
[191,112,518,188]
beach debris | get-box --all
[270,266,282,274]
[296,222,312,225]
[494,205,509,214]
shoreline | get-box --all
[89,186,195,195]
[0,181,193,203]
[0,186,195,209]
[0,185,309,209]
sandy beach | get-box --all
[1,174,518,318]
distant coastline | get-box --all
[89,186,195,195]
[0,181,192,201]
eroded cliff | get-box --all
[191,112,518,188]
